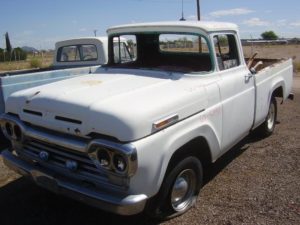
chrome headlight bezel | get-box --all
[0,116,25,142]
[87,140,137,177]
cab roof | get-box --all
[107,21,239,35]
[55,37,108,47]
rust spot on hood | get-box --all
[81,80,102,86]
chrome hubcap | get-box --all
[171,169,196,212]
[267,103,275,130]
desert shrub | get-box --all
[30,58,42,68]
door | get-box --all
[213,33,255,152]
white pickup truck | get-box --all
[0,21,294,218]
[0,37,109,113]
[0,37,129,142]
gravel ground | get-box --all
[0,76,299,225]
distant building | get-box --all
[241,38,299,46]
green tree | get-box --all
[0,47,27,62]
[218,36,228,46]
[261,31,278,40]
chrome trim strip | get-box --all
[26,127,86,152]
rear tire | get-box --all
[145,156,203,219]
[255,97,277,137]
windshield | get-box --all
[109,32,213,73]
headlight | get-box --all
[2,121,23,141]
[96,147,111,168]
[87,140,137,177]
[93,146,128,174]
[113,154,127,173]
[13,124,22,141]
[5,122,13,137]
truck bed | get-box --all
[245,57,285,72]
[253,58,293,128]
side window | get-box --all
[113,35,137,63]
[213,34,240,71]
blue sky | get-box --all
[0,0,299,49]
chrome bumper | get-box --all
[1,150,147,216]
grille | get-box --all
[21,139,106,182]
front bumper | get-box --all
[1,150,147,215]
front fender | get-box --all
[130,109,221,198]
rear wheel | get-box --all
[256,97,277,137]
[146,156,203,219]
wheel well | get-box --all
[272,86,283,98]
[167,137,212,173]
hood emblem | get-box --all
[26,91,41,104]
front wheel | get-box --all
[255,97,277,137]
[146,156,203,219]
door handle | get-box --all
[244,73,254,82]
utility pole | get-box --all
[196,0,200,21]
[93,29,97,37]
[3,34,5,62]
[196,0,201,52]
[180,0,186,21]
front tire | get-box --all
[146,156,203,219]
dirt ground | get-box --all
[0,56,299,225]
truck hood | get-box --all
[6,69,208,142]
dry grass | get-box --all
[0,52,53,72]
